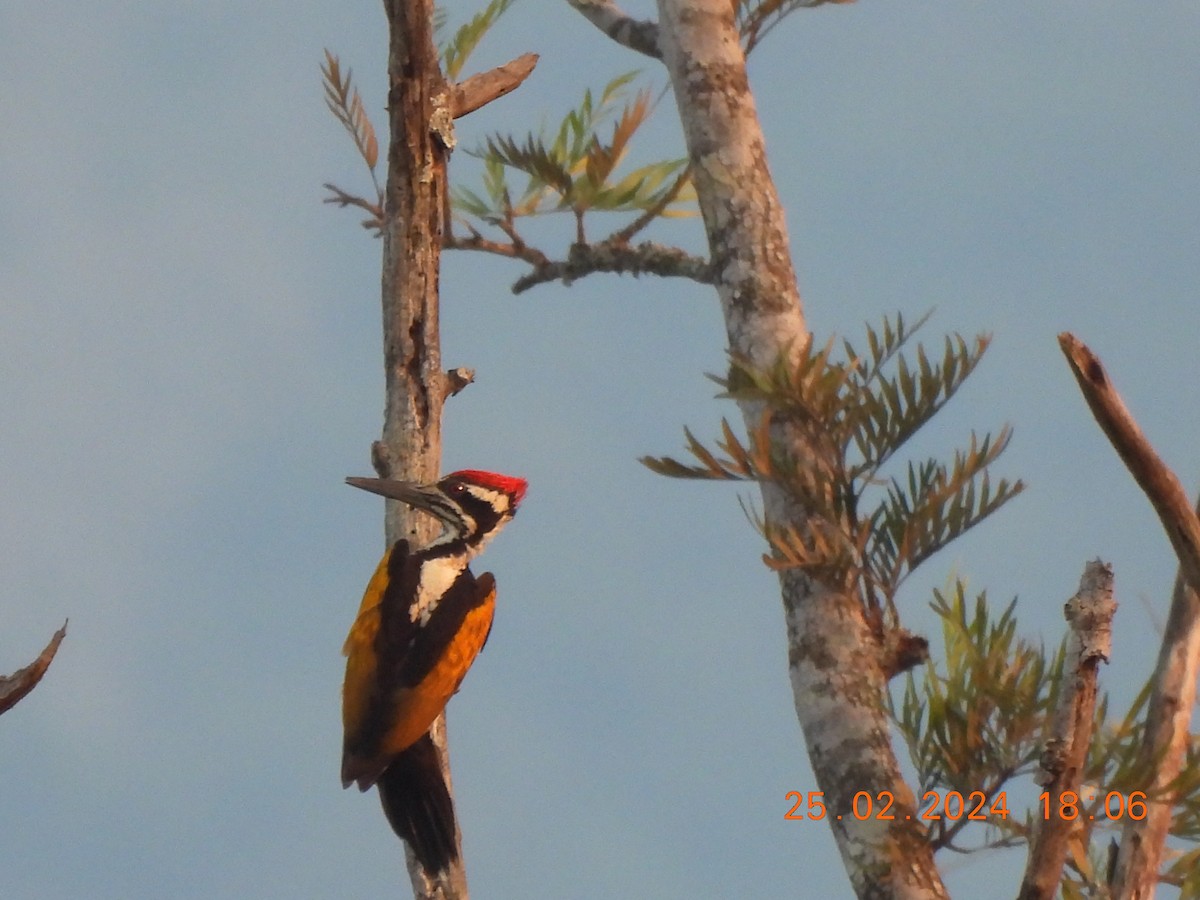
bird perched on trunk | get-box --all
[341,469,527,875]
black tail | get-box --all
[377,733,458,875]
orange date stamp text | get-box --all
[784,790,1148,822]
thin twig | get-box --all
[444,226,550,269]
[607,166,692,246]
[741,0,856,57]
[928,765,1022,852]
[323,183,385,233]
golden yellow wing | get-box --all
[341,548,495,790]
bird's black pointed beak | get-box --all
[346,477,456,524]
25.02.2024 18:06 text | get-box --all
[784,790,1150,822]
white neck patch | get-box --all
[412,554,467,626]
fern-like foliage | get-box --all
[454,72,692,229]
[888,583,1064,852]
[321,50,380,186]
[321,50,383,232]
[894,584,1200,873]
[323,3,520,236]
[442,0,518,81]
[893,584,1062,809]
[642,312,1024,617]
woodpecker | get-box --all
[341,469,527,875]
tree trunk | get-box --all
[378,1,467,897]
[655,2,947,895]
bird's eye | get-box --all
[448,482,466,495]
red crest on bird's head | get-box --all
[445,470,528,506]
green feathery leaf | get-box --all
[648,312,1022,615]
[460,72,691,221]
[441,0,518,81]
[892,582,1058,806]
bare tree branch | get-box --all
[566,0,662,59]
[1112,530,1200,897]
[511,240,711,293]
[445,222,551,270]
[1018,561,1115,900]
[450,53,539,119]
[442,367,475,398]
[0,621,67,716]
[1059,332,1200,898]
[1059,333,1200,596]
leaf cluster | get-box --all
[642,312,1024,616]
[896,587,1200,884]
[320,51,383,232]
[324,14,705,288]
[455,72,692,230]
[891,582,1062,850]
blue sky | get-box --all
[2,2,1198,897]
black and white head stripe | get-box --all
[436,473,523,548]
[346,470,526,551]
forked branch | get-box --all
[1059,332,1200,897]
[1065,336,1200,897]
